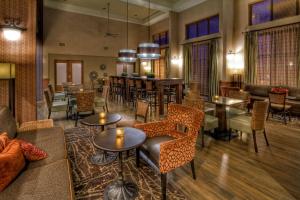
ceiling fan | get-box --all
[104,2,120,38]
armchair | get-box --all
[135,104,204,200]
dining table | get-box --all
[208,96,244,139]
[93,127,146,200]
[80,113,122,165]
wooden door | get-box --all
[55,60,83,91]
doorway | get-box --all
[55,60,84,91]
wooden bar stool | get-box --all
[146,80,157,111]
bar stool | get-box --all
[135,79,145,100]
[146,80,157,110]
[118,78,126,102]
[128,79,137,106]
[164,83,176,107]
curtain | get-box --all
[244,32,258,84]
[165,48,170,78]
[183,44,192,86]
[245,23,300,87]
[209,39,220,96]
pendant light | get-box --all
[137,0,160,60]
[118,0,137,63]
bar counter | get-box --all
[110,76,184,115]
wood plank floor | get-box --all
[41,100,300,200]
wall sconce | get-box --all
[171,56,183,65]
[1,18,26,41]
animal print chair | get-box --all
[135,104,204,200]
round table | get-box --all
[80,113,122,165]
[93,127,146,200]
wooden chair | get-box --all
[74,91,95,126]
[267,92,291,124]
[183,97,218,147]
[94,86,110,112]
[135,104,204,200]
[44,90,68,119]
[117,100,149,127]
[228,101,269,153]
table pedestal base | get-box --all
[90,151,117,165]
[104,180,138,200]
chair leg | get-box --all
[267,109,270,120]
[288,111,292,122]
[136,148,140,168]
[263,129,269,146]
[190,159,196,180]
[105,102,109,113]
[161,173,167,200]
[75,112,79,127]
[66,111,68,119]
[48,110,51,119]
[201,128,205,148]
[228,128,232,142]
[252,130,258,153]
[284,112,287,125]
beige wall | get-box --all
[150,18,169,36]
[48,54,118,86]
[43,7,148,83]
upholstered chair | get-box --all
[228,101,269,153]
[117,100,149,127]
[183,97,218,147]
[44,90,68,119]
[94,86,110,113]
[74,91,95,126]
[48,84,66,101]
[267,92,291,124]
[135,104,204,200]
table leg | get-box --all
[104,152,139,200]
[176,83,183,104]
[159,86,164,115]
[90,125,117,165]
[216,104,227,132]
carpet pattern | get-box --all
[64,127,188,200]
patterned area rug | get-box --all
[64,127,187,200]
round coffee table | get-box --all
[93,127,146,200]
[80,113,122,165]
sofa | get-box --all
[0,106,74,200]
[244,84,300,115]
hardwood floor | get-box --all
[42,100,300,200]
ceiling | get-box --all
[44,0,207,25]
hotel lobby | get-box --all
[0,0,300,199]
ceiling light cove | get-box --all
[45,0,208,25]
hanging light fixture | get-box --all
[1,1,26,41]
[118,0,137,63]
[137,0,160,60]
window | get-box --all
[190,43,210,96]
[250,0,299,25]
[186,15,219,40]
[255,24,300,87]
[152,31,169,46]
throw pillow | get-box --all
[0,140,25,192]
[16,139,48,161]
[271,87,289,95]
[0,132,9,153]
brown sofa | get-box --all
[244,84,300,115]
[0,106,74,200]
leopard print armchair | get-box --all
[135,104,204,199]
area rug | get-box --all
[64,127,188,200]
